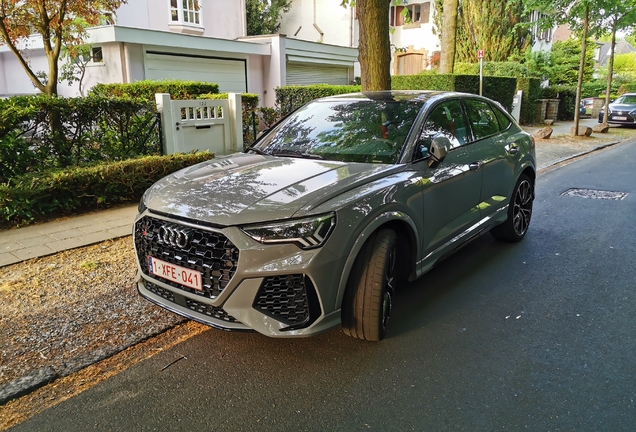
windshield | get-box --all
[254,100,423,164]
[615,95,636,104]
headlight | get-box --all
[138,189,149,214]
[241,213,336,249]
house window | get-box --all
[170,0,201,25]
[390,2,430,26]
[91,47,104,63]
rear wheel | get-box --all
[491,174,534,242]
[342,229,397,341]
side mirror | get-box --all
[428,136,451,167]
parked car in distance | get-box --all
[133,91,536,341]
[598,93,636,125]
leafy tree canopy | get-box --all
[547,38,595,86]
[246,0,292,36]
[0,0,125,96]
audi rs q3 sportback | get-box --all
[134,91,536,341]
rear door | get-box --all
[463,99,520,220]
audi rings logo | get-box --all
[159,224,191,248]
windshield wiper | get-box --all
[245,146,269,156]
[270,150,325,160]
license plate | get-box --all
[147,256,203,291]
[613,116,628,121]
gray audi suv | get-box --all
[134,91,536,341]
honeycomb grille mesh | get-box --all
[145,281,238,323]
[254,275,311,325]
[134,216,239,299]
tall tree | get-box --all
[596,0,636,126]
[547,39,594,86]
[524,0,604,135]
[454,0,530,62]
[246,0,292,36]
[438,0,458,73]
[0,0,125,96]
[340,0,391,91]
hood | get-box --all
[145,153,399,226]
[609,103,636,113]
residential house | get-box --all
[278,0,440,76]
[595,39,636,67]
[0,0,358,107]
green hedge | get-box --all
[454,61,530,78]
[0,152,214,228]
[0,95,161,182]
[391,74,517,112]
[197,92,260,145]
[89,79,220,100]
[516,77,542,125]
[275,84,361,116]
[618,82,636,94]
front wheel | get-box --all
[342,229,397,341]
[491,174,534,242]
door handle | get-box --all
[469,161,482,170]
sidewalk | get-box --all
[0,118,631,268]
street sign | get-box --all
[477,49,484,59]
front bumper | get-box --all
[599,111,636,125]
[133,212,344,337]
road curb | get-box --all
[537,139,624,173]
[0,368,58,405]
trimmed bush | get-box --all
[618,82,636,94]
[455,61,530,78]
[391,74,517,112]
[89,80,220,100]
[516,77,542,125]
[0,95,161,182]
[0,152,214,228]
[275,84,361,116]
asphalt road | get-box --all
[12,140,636,432]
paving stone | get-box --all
[0,252,20,267]
[12,245,56,261]
[0,367,58,405]
[50,228,86,241]
[106,225,134,238]
[46,237,91,253]
[0,242,22,253]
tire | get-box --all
[491,174,534,242]
[342,229,397,341]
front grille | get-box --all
[134,216,239,299]
[253,274,319,327]
[145,281,238,323]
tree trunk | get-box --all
[603,21,617,127]
[571,4,589,136]
[357,0,392,91]
[439,0,458,74]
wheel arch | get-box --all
[334,212,418,311]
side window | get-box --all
[492,103,512,131]
[418,100,469,151]
[464,99,500,141]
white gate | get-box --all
[155,93,243,156]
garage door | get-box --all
[145,51,247,93]
[286,63,350,86]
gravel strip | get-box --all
[0,237,185,401]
